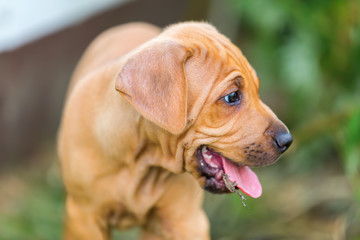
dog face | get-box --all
[173,23,293,197]
[116,22,292,198]
[184,52,292,196]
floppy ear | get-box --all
[115,39,193,135]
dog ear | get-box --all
[115,39,193,135]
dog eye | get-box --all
[223,91,241,105]
[224,91,241,106]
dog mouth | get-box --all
[197,146,262,198]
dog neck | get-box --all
[136,117,186,174]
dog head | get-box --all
[116,22,292,198]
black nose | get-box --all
[274,132,293,153]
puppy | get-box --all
[58,21,292,240]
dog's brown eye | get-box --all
[224,91,241,105]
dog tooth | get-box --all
[201,146,219,168]
[202,146,209,155]
[202,146,211,159]
[202,146,207,154]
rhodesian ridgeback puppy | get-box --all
[58,22,292,240]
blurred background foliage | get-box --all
[0,0,359,239]
[231,0,360,185]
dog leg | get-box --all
[64,197,110,240]
[139,173,210,240]
[140,209,209,240]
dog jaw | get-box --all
[194,146,262,198]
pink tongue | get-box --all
[222,158,262,198]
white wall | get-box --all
[0,0,130,52]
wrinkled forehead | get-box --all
[163,23,260,88]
